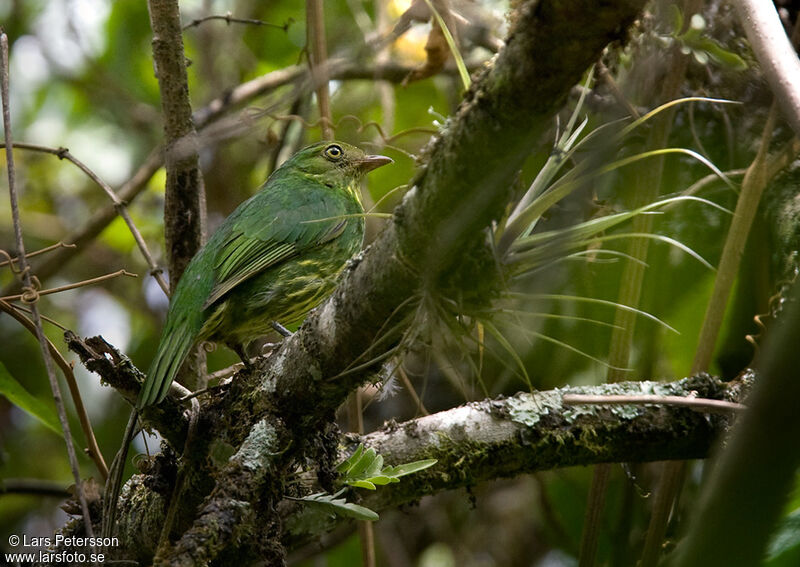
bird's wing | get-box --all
[203,187,349,309]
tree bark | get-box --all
[147,0,206,287]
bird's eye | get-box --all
[324,144,344,160]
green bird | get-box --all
[138,141,392,408]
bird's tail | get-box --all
[138,320,196,409]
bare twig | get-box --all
[562,393,746,415]
[1,269,137,302]
[0,142,169,295]
[0,31,97,545]
[0,299,109,480]
[154,397,201,561]
[182,13,293,31]
[101,410,138,539]
[3,302,69,330]
[398,365,429,416]
[148,0,208,395]
[0,241,75,268]
[348,389,377,567]
[2,147,164,296]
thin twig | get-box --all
[0,299,109,479]
[562,394,746,415]
[597,61,640,118]
[0,478,70,498]
[4,302,69,330]
[0,241,75,268]
[182,13,293,31]
[348,389,377,567]
[0,147,164,298]
[204,362,245,383]
[0,31,97,546]
[1,269,137,302]
[155,397,201,560]
[0,142,170,295]
[101,410,138,539]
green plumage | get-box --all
[138,141,392,408]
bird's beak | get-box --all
[358,154,393,172]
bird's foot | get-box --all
[232,343,254,368]
[271,321,293,337]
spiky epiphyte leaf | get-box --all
[390,96,736,400]
[506,195,727,277]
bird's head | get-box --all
[286,141,393,184]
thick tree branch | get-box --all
[64,332,189,448]
[282,375,743,548]
[91,375,743,558]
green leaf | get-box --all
[368,475,397,486]
[0,361,62,436]
[338,444,438,490]
[382,459,439,478]
[421,0,471,90]
[299,490,379,522]
[621,96,740,138]
[364,453,384,477]
[700,40,748,71]
[336,443,364,474]
[346,447,379,479]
